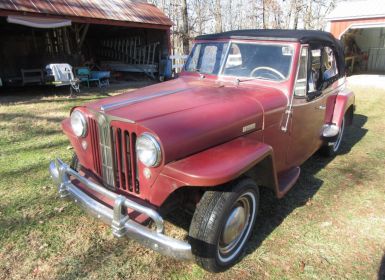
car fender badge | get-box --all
[242,123,256,133]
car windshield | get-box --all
[185,41,294,81]
[184,42,229,75]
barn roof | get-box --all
[326,0,385,21]
[0,0,172,28]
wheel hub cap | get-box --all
[222,206,246,245]
[219,197,251,255]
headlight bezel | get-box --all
[70,110,87,137]
[136,133,162,167]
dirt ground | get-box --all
[0,77,384,279]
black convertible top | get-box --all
[196,29,336,44]
[196,29,346,75]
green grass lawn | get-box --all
[0,83,384,280]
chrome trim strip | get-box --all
[89,107,136,124]
[49,159,193,260]
[100,88,190,112]
[97,112,115,188]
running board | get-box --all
[276,166,300,198]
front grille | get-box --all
[88,114,139,194]
[111,126,139,193]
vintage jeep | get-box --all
[49,30,354,272]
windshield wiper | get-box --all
[234,77,258,85]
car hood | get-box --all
[86,77,286,162]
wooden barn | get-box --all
[326,0,385,73]
[0,0,172,87]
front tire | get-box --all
[189,178,259,272]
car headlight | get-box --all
[136,133,162,167]
[70,110,87,137]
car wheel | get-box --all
[189,178,259,272]
[320,116,345,157]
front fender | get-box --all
[149,136,277,206]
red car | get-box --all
[50,29,354,272]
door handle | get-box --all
[317,105,326,110]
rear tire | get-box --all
[320,116,345,157]
[189,178,259,272]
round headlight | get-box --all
[136,133,161,167]
[70,110,87,137]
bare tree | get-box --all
[181,0,190,54]
[148,0,336,54]
[214,0,223,33]
[262,0,267,28]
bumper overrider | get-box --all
[49,158,193,260]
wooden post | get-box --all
[31,30,38,53]
[63,27,71,55]
[79,23,89,50]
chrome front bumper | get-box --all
[49,158,193,260]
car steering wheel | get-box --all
[249,67,285,80]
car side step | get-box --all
[276,166,301,198]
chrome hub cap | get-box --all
[218,193,256,262]
[221,205,247,253]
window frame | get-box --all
[294,46,309,98]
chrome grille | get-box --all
[111,126,139,193]
[98,115,116,188]
[90,112,138,194]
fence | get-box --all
[170,53,188,74]
[98,37,160,78]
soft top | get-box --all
[196,29,346,76]
[196,29,336,44]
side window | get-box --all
[309,49,321,91]
[322,47,338,81]
[294,47,308,97]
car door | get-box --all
[286,46,337,167]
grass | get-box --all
[0,81,384,280]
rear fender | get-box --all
[332,88,355,127]
[149,136,279,206]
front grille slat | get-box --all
[129,133,139,193]
[122,131,132,192]
[89,118,102,176]
[114,128,124,190]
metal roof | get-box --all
[326,0,385,21]
[0,0,172,27]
